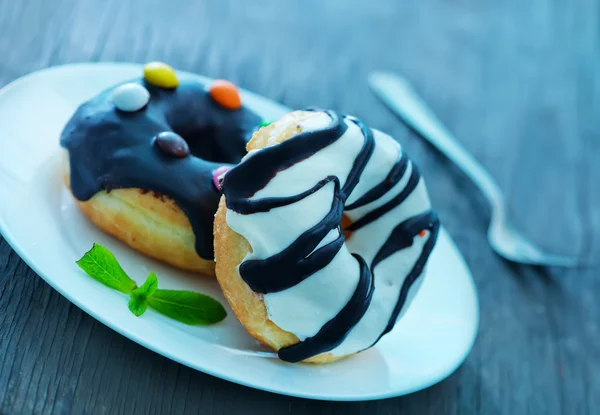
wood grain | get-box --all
[0,0,599,413]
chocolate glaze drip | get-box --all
[223,110,440,362]
[60,77,262,259]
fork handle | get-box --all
[374,75,504,207]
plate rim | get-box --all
[0,62,480,401]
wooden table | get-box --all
[1,0,598,413]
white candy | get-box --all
[111,83,150,112]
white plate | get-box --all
[0,63,479,401]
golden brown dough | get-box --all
[63,151,215,275]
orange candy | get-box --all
[418,230,427,237]
[209,80,242,110]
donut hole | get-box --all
[341,214,354,240]
[178,126,232,163]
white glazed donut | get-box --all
[214,110,440,364]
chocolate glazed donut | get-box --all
[61,63,262,274]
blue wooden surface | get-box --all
[0,0,598,413]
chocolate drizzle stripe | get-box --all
[227,176,337,215]
[340,116,375,197]
[345,152,409,211]
[372,211,439,270]
[278,253,375,363]
[346,162,420,232]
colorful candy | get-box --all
[209,80,242,110]
[143,62,179,89]
[260,119,273,127]
[418,230,427,237]
[212,165,232,191]
[154,131,190,158]
[111,83,150,112]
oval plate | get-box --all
[0,63,479,401]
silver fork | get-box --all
[368,71,580,267]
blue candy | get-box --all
[111,83,150,112]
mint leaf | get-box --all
[147,289,227,325]
[134,272,159,298]
[76,243,137,294]
[128,272,158,317]
[128,295,148,316]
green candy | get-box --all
[260,119,273,127]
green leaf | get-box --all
[133,272,159,298]
[128,296,148,317]
[147,289,227,325]
[127,272,159,317]
[76,243,137,294]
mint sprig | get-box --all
[76,244,227,325]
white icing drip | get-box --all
[224,113,434,358]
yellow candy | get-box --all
[143,62,179,89]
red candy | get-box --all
[212,165,232,191]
